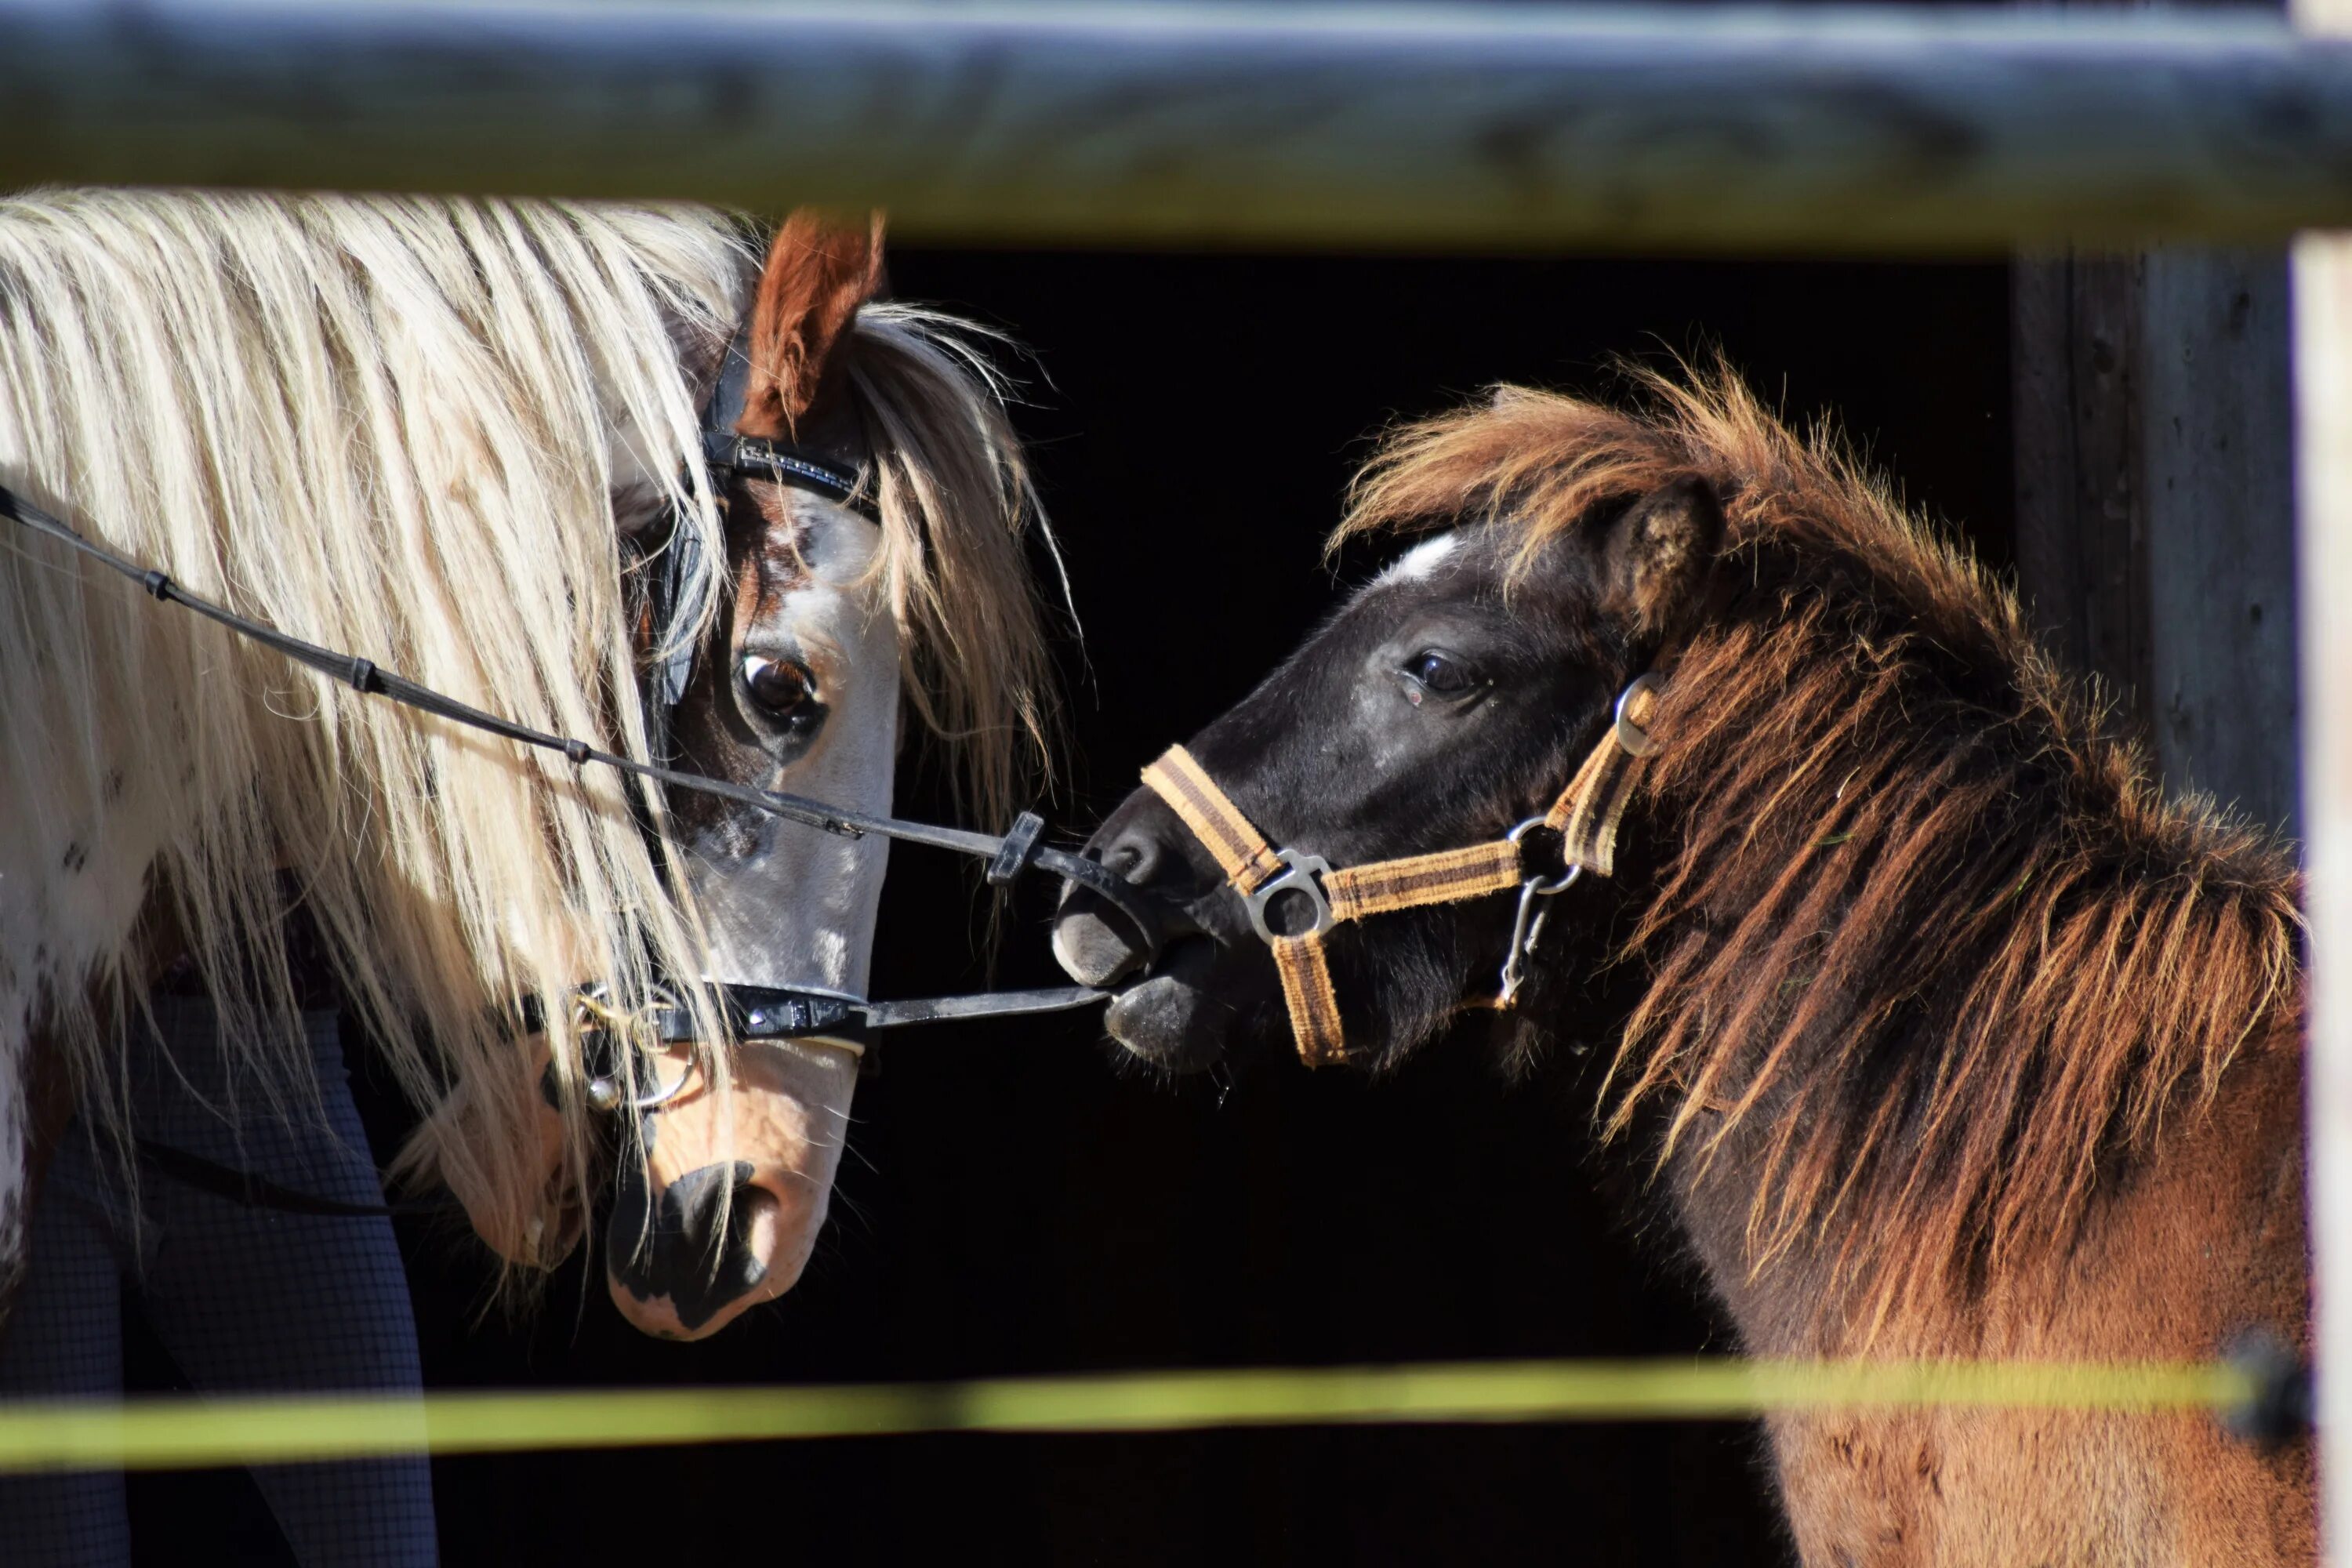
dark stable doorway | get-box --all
[299,249,2005,1568]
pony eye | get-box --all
[739,655,816,718]
[1403,650,1477,699]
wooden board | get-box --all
[2298,0,2352,1549]
[2012,249,2297,834]
[6,2,2352,249]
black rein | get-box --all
[0,482,1163,1034]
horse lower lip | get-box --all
[1105,976,1184,1047]
[1103,945,1232,1072]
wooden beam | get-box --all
[2012,254,2151,735]
[2010,248,2299,833]
[2301,242,2352,1563]
[9,2,2352,250]
[2299,0,2352,1549]
[2140,249,2299,833]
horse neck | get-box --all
[1577,587,2303,1357]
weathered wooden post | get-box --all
[2012,254,2297,832]
[2299,0,2352,1551]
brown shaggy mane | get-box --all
[1341,365,2303,1336]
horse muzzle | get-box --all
[603,1036,858,1339]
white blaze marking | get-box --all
[1378,531,1461,585]
[688,500,898,1003]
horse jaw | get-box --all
[605,500,897,1338]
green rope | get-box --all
[0,1359,2256,1474]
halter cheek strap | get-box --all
[1140,673,1665,1067]
[1548,670,1664,878]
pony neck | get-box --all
[1587,566,2302,1354]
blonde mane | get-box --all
[841,303,1055,831]
[1345,366,2303,1338]
[0,190,1052,1261]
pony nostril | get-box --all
[1054,828,1189,985]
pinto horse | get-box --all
[1054,369,2311,1562]
[0,191,1052,1341]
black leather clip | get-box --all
[987,811,1047,885]
[725,986,859,1040]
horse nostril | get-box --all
[608,1160,774,1337]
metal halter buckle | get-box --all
[1614,670,1665,757]
[1243,848,1336,942]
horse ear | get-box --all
[1600,475,1724,638]
[737,209,886,439]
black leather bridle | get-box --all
[0,340,1159,1087]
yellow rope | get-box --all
[0,1359,2256,1474]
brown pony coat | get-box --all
[1345,369,2312,1563]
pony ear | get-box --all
[1600,475,1724,638]
[736,209,886,439]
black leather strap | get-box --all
[696,321,869,512]
[522,980,1106,1048]
[702,431,868,513]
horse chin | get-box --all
[1101,937,1234,1073]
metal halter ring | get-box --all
[585,1055,700,1116]
[1243,848,1336,942]
[1499,820,1584,1007]
[575,988,703,1116]
[1506,817,1584,896]
[1614,671,1665,758]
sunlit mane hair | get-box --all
[0,191,1053,1274]
[0,188,746,1236]
[1341,364,2302,1338]
[838,303,1054,828]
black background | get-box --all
[131,248,2012,1566]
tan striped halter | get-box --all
[1140,674,1664,1066]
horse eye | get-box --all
[739,655,816,718]
[1403,650,1477,699]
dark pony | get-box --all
[1055,367,2312,1562]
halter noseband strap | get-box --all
[1140,673,1665,1067]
